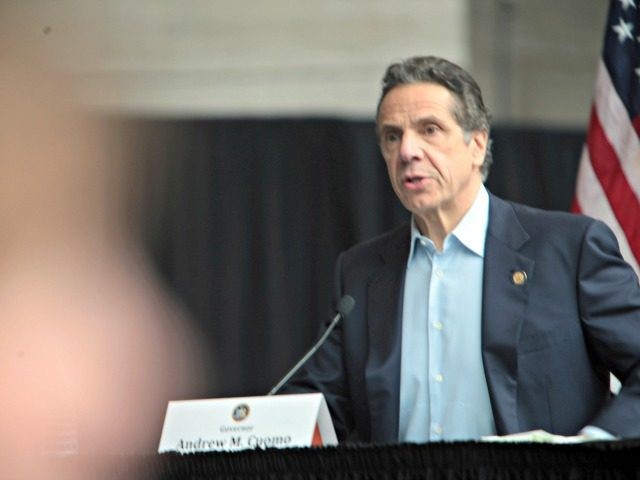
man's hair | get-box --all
[377,56,493,180]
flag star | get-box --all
[618,0,637,9]
[612,17,635,42]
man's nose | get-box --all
[399,131,423,163]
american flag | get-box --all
[572,0,640,278]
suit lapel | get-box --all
[482,195,535,434]
[365,226,408,442]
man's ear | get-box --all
[470,129,488,168]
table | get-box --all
[92,439,640,479]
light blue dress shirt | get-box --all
[399,186,496,442]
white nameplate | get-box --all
[158,393,337,453]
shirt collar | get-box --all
[452,185,489,257]
[408,185,490,262]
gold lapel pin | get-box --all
[512,270,527,286]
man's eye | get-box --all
[423,125,439,135]
[384,132,400,143]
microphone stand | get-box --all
[267,295,354,395]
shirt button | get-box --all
[434,374,444,382]
[433,425,443,436]
[435,269,444,278]
[420,239,428,247]
[433,321,443,330]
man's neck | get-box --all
[414,182,482,251]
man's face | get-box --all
[377,82,487,223]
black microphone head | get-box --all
[337,295,355,317]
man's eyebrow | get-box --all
[378,114,443,132]
[378,123,401,131]
[415,114,442,125]
[376,123,402,137]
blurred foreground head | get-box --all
[0,17,207,480]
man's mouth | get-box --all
[405,175,425,184]
[403,174,430,189]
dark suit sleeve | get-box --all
[279,252,354,440]
[578,220,640,437]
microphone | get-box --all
[267,295,355,396]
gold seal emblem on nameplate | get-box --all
[512,270,527,286]
[232,403,250,422]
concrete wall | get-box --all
[5,0,608,125]
[470,0,608,126]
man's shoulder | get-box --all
[340,223,410,266]
[490,194,595,232]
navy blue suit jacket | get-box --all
[284,194,640,442]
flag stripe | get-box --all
[633,116,640,138]
[574,147,640,276]
[572,1,640,279]
[593,60,640,201]
[586,110,640,261]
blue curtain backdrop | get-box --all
[128,118,584,398]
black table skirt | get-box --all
[75,439,640,479]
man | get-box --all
[283,56,640,443]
